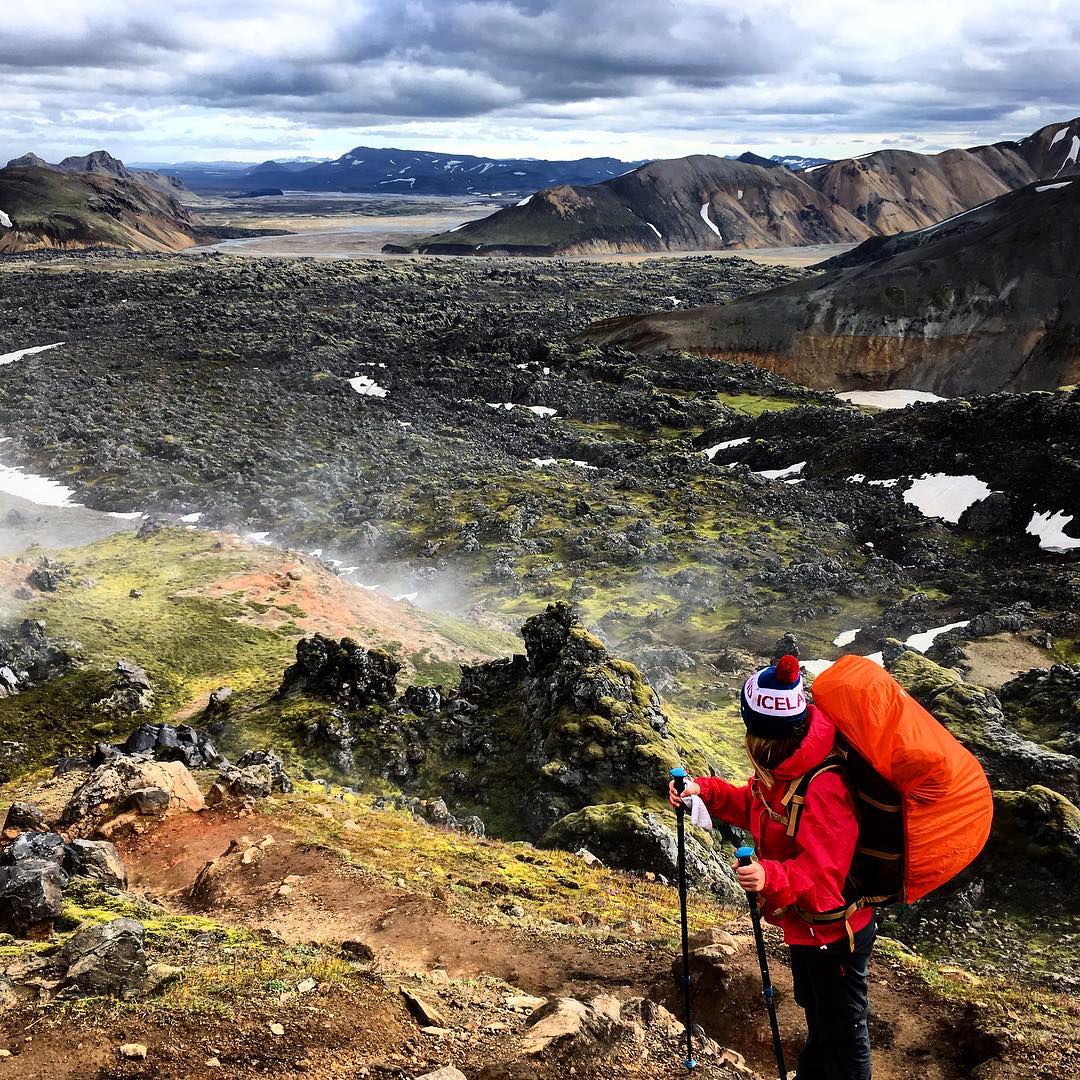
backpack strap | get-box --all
[782,755,845,839]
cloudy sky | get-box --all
[3,0,1078,165]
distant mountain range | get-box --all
[397,116,1080,255]
[574,176,1080,395]
[139,147,830,195]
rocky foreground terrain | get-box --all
[0,250,1076,1076]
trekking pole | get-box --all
[737,844,788,1080]
[669,767,697,1071]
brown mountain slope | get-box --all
[399,115,1080,256]
[0,165,199,253]
[798,116,1080,234]
[394,155,875,255]
[574,178,1080,395]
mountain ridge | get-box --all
[398,115,1080,255]
[573,177,1080,395]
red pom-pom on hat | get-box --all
[774,654,801,686]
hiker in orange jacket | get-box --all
[669,654,875,1080]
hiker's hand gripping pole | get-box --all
[737,846,788,1080]
[670,767,697,1071]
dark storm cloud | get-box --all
[1,0,1079,159]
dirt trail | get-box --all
[116,810,1022,1080]
[121,810,658,999]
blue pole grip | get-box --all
[671,766,688,795]
[736,844,755,867]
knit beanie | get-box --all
[740,654,807,738]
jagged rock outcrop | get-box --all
[111,721,224,769]
[279,634,400,708]
[998,665,1080,754]
[0,619,78,698]
[91,659,154,715]
[207,748,293,803]
[887,647,1080,801]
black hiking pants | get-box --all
[789,917,875,1080]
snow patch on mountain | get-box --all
[699,202,722,239]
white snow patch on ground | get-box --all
[736,189,743,200]
[531,457,598,470]
[378,178,416,186]
[0,211,11,228]
[807,620,970,678]
[0,342,64,366]
[699,202,722,239]
[833,628,860,647]
[487,402,557,418]
[1051,127,1069,146]
[703,436,750,461]
[179,512,203,524]
[1027,510,1080,552]
[847,474,900,487]
[349,375,388,397]
[903,473,992,523]
[0,463,79,507]
[838,389,944,409]
[756,461,805,480]
[246,531,271,544]
[1036,181,1074,192]
[516,195,533,207]
[905,620,970,652]
[646,222,662,238]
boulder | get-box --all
[981,786,1080,910]
[63,839,128,888]
[0,859,65,936]
[278,634,400,708]
[57,918,147,996]
[2,802,46,834]
[61,757,205,825]
[540,802,740,901]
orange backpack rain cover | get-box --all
[812,654,993,903]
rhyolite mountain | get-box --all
[575,177,1080,395]
[798,115,1080,233]
[390,154,877,255]
[400,115,1080,255]
[6,149,188,198]
[239,146,648,197]
[0,163,200,254]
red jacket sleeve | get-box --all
[694,775,753,831]
[757,771,858,915]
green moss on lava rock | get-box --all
[983,786,1080,910]
[540,801,739,900]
